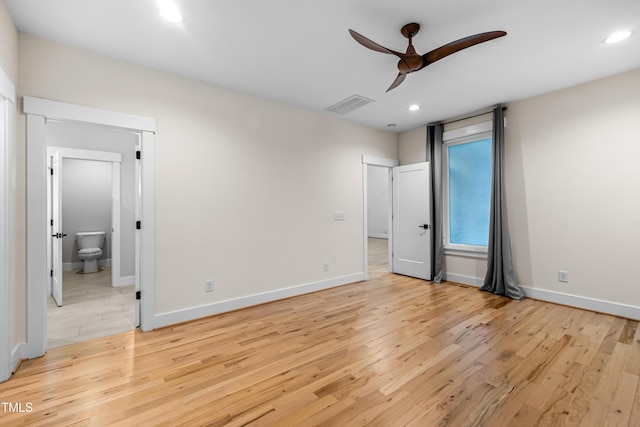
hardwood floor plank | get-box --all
[599,317,630,355]
[629,392,640,427]
[379,343,461,396]
[2,271,639,426]
[624,323,640,375]
[582,397,613,427]
[560,355,611,425]
[604,372,639,426]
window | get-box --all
[443,121,492,255]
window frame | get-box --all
[442,120,493,257]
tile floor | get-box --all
[47,267,136,349]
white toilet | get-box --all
[76,231,105,273]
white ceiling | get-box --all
[5,0,640,132]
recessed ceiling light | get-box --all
[603,30,634,44]
[158,1,184,23]
[407,104,421,112]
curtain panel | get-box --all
[426,124,445,283]
[479,106,524,299]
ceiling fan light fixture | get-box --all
[158,1,184,23]
[603,30,634,44]
[408,104,421,112]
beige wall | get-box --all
[16,34,397,329]
[506,68,640,307]
[398,126,426,166]
[0,2,18,81]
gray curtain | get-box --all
[479,106,524,299]
[426,124,445,283]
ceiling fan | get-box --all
[348,23,506,92]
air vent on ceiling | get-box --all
[324,94,375,115]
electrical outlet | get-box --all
[333,211,345,221]
[323,262,329,272]
[205,279,214,292]
[558,271,569,283]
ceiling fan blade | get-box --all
[349,29,404,57]
[420,31,507,69]
[386,73,407,92]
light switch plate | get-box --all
[558,271,569,283]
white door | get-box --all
[50,151,63,306]
[392,162,431,280]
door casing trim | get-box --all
[24,96,156,359]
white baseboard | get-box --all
[153,273,366,329]
[11,343,24,374]
[116,276,136,287]
[445,273,484,287]
[444,273,640,320]
[62,261,133,287]
[63,259,111,271]
[368,234,388,239]
[520,286,640,321]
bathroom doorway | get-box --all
[47,147,125,305]
[25,96,155,360]
[45,129,138,348]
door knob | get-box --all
[418,224,430,230]
[51,233,68,238]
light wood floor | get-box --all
[47,267,136,349]
[4,268,640,426]
[368,237,388,268]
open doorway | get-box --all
[24,96,155,360]
[367,164,390,276]
[362,156,397,279]
[46,142,137,348]
[362,156,432,282]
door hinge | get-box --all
[50,219,53,226]
[50,269,53,277]
[136,291,141,300]
[136,151,141,160]
[50,168,54,175]
[136,221,141,230]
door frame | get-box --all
[0,67,16,382]
[47,146,123,293]
[24,96,156,359]
[361,155,398,280]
